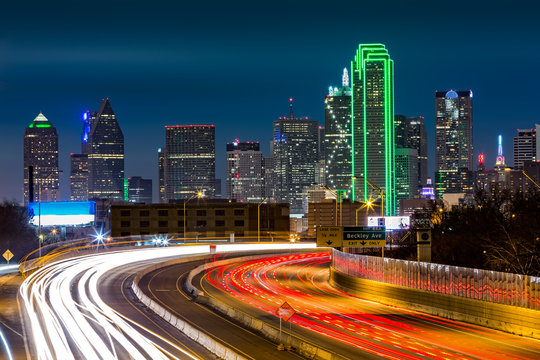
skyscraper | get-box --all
[263,156,274,200]
[128,176,152,203]
[318,126,325,161]
[405,116,428,191]
[226,140,264,202]
[395,148,418,209]
[351,44,395,215]
[394,114,407,148]
[324,68,352,196]
[158,148,166,203]
[70,153,88,201]
[272,99,318,214]
[164,125,215,200]
[513,128,536,169]
[70,110,93,201]
[23,113,59,204]
[87,99,125,200]
[435,90,473,197]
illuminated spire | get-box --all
[28,112,52,128]
[34,112,48,122]
[495,134,506,169]
[342,67,349,87]
[289,98,293,119]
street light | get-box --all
[184,191,204,240]
[355,198,375,226]
[352,176,384,217]
[258,197,268,242]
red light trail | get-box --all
[205,252,540,360]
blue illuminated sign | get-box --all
[28,201,95,226]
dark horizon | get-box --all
[1,1,539,203]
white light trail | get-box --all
[0,329,14,360]
[20,243,315,360]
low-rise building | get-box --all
[110,201,289,240]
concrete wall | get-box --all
[330,267,540,339]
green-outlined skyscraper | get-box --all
[351,44,395,215]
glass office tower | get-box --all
[351,44,395,215]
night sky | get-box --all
[1,1,539,203]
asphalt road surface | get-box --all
[194,251,540,360]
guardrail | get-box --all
[332,249,540,310]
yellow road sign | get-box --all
[343,239,386,247]
[3,249,14,263]
[316,226,343,248]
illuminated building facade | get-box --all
[395,148,418,210]
[420,178,435,200]
[225,140,264,203]
[272,99,318,214]
[23,113,60,204]
[513,128,536,169]
[435,90,473,197]
[318,126,325,161]
[128,176,152,203]
[405,116,428,192]
[158,148,166,203]
[164,125,215,200]
[263,156,274,199]
[476,137,540,195]
[351,44,395,215]
[395,115,428,196]
[70,153,88,201]
[324,68,352,196]
[494,135,506,170]
[435,168,473,196]
[87,99,125,200]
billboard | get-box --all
[367,216,410,231]
[28,201,95,227]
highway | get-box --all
[195,251,540,360]
[137,251,308,360]
[19,245,217,360]
[18,243,315,360]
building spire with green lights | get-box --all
[28,112,53,128]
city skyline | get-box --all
[1,1,539,202]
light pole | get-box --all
[258,197,268,242]
[355,199,374,226]
[184,191,203,240]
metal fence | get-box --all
[331,249,540,310]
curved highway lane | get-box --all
[20,246,212,360]
[19,243,315,360]
[201,251,540,360]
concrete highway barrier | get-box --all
[330,267,540,339]
[187,257,348,360]
[132,246,347,360]
[131,244,326,360]
[130,249,249,360]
